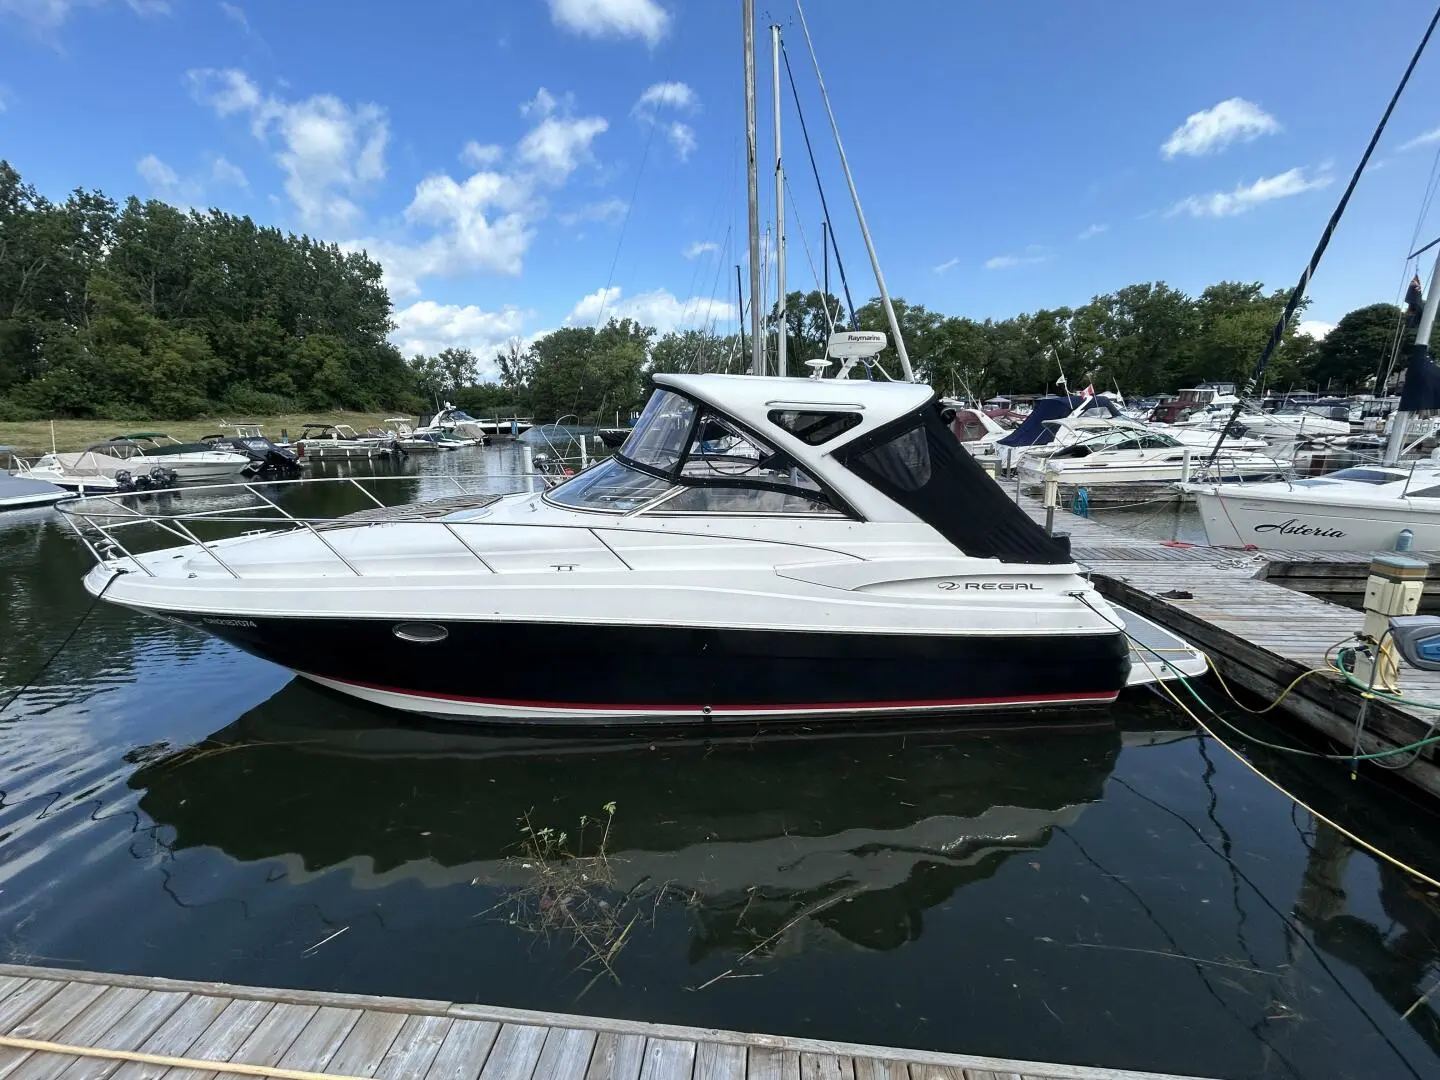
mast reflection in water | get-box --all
[0,448,1438,1080]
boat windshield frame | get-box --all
[544,387,858,518]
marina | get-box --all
[6,3,1440,1079]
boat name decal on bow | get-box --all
[198,616,259,628]
[938,581,1042,591]
[1252,518,1346,538]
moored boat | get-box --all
[67,365,1207,725]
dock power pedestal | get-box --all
[1354,555,1429,691]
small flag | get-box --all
[1082,383,1096,398]
[1406,274,1424,326]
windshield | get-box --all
[547,387,843,516]
[546,458,676,511]
[618,390,696,471]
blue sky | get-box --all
[5,0,1440,378]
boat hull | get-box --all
[1189,488,1435,551]
[149,611,1131,723]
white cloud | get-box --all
[665,122,697,161]
[983,247,1051,270]
[1161,98,1280,159]
[126,0,167,13]
[0,86,8,112]
[136,154,179,191]
[461,141,503,168]
[342,87,615,299]
[932,257,960,274]
[557,197,628,226]
[210,156,248,187]
[566,285,737,334]
[1296,320,1335,340]
[217,1,248,33]
[514,86,608,180]
[1401,127,1440,152]
[1167,166,1332,218]
[634,81,696,112]
[188,67,388,228]
[1076,223,1108,241]
[632,80,699,161]
[390,300,533,364]
[547,0,670,46]
[135,153,248,208]
[684,240,719,259]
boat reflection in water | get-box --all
[127,680,1129,957]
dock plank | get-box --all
[748,1049,800,1080]
[51,990,189,1080]
[276,1007,361,1074]
[372,1014,452,1080]
[322,1009,407,1077]
[424,1017,499,1080]
[109,995,233,1080]
[531,1027,597,1080]
[0,983,66,1036]
[693,1042,744,1080]
[143,997,273,1080]
[475,1024,547,1080]
[216,1002,319,1076]
[800,1054,855,1080]
[638,1039,695,1080]
[584,1034,646,1080]
[6,985,147,1080]
[852,1062,908,1080]
[0,983,110,1078]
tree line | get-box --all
[0,159,1411,424]
[428,285,1409,425]
[0,160,410,421]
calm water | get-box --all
[1,446,1439,1080]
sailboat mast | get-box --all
[771,23,787,378]
[793,0,914,382]
[743,0,764,376]
[1385,245,1440,464]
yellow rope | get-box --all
[1202,653,1334,714]
[0,1034,373,1080]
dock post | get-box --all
[522,445,534,475]
[1181,446,1192,483]
[1354,554,1428,691]
[1043,467,1059,536]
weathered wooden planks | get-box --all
[0,965,1220,1080]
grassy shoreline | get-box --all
[0,412,401,457]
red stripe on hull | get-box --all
[314,675,1119,712]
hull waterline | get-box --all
[137,608,1131,724]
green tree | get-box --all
[1312,303,1408,391]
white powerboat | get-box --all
[67,367,1204,725]
[296,424,401,460]
[1186,463,1440,551]
[92,435,252,482]
[14,448,142,493]
[1019,428,1287,497]
[0,469,67,510]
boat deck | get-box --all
[1012,490,1440,797]
[0,964,1215,1080]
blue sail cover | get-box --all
[1399,341,1440,412]
[998,395,1121,447]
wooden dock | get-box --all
[0,964,1215,1080]
[1012,491,1440,797]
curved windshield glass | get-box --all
[619,390,696,471]
[546,458,676,512]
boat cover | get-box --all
[998,395,1121,447]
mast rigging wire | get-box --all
[780,40,857,327]
[1207,2,1440,464]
